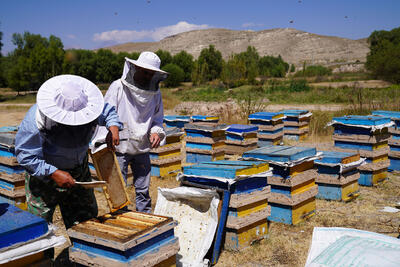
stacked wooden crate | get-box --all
[191,115,219,125]
[242,145,318,225]
[163,115,191,129]
[150,127,184,178]
[314,151,364,201]
[330,115,392,186]
[0,203,65,266]
[68,211,179,267]
[282,109,312,141]
[372,110,400,172]
[0,130,27,210]
[184,123,226,164]
[248,112,284,147]
[181,160,272,251]
[225,124,259,156]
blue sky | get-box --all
[1,0,399,55]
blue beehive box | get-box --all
[191,115,219,123]
[226,124,258,141]
[163,115,191,129]
[372,110,400,128]
[248,112,284,126]
[0,203,48,249]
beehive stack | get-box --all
[314,151,364,201]
[330,115,392,186]
[282,110,312,141]
[68,211,179,267]
[163,115,191,129]
[0,203,65,266]
[181,160,272,251]
[191,115,219,125]
[372,110,400,172]
[184,123,226,164]
[248,112,284,147]
[224,124,258,156]
[242,145,318,225]
[150,127,184,178]
[0,130,27,210]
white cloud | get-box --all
[67,34,76,39]
[93,21,209,43]
[241,22,263,28]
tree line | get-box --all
[0,31,292,91]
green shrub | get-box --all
[162,63,184,87]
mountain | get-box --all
[102,28,369,67]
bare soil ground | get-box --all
[3,107,399,267]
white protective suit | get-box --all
[92,59,166,155]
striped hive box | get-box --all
[68,211,179,267]
[184,123,226,164]
[315,151,362,201]
[150,127,184,177]
[330,115,391,186]
[225,124,258,156]
[181,160,272,251]
[248,112,284,147]
[163,115,191,129]
[372,110,400,171]
[191,115,219,124]
[0,132,27,210]
[243,145,318,225]
[281,110,312,141]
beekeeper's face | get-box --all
[133,65,156,88]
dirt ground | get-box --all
[3,107,400,267]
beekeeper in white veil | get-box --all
[92,51,168,213]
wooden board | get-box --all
[334,140,388,151]
[268,197,316,225]
[183,160,269,179]
[248,112,284,121]
[243,145,316,162]
[226,124,258,133]
[90,148,130,212]
[332,115,392,126]
[358,168,388,186]
[224,220,268,251]
[186,152,225,164]
[191,115,219,122]
[0,203,48,249]
[315,151,360,164]
[316,180,359,202]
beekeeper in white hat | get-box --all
[15,74,123,230]
[92,51,168,213]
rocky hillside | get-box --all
[103,28,369,67]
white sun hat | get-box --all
[36,74,104,126]
[125,51,167,74]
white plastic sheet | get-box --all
[306,227,400,267]
[240,152,323,168]
[327,120,395,132]
[154,187,220,267]
[0,225,66,264]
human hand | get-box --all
[106,126,120,151]
[51,170,76,188]
[149,133,161,148]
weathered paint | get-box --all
[185,152,224,164]
[258,138,282,147]
[284,125,309,131]
[243,145,316,163]
[389,156,400,171]
[150,149,181,160]
[154,254,176,267]
[316,180,359,201]
[365,154,389,163]
[271,160,314,178]
[248,112,284,121]
[184,130,225,138]
[0,203,48,249]
[359,168,388,186]
[0,195,26,210]
[191,115,219,122]
[269,179,315,197]
[228,199,268,218]
[332,115,391,126]
[183,161,269,179]
[258,128,284,135]
[0,163,25,175]
[186,141,225,150]
[283,133,308,141]
[226,132,257,141]
[334,140,388,151]
[316,151,360,164]
[224,220,268,251]
[151,161,181,177]
[268,197,316,225]
[333,124,388,135]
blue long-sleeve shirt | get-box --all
[15,103,123,179]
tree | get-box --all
[197,45,223,81]
[172,51,193,82]
[7,32,65,92]
[162,63,184,87]
[155,49,172,68]
[63,49,97,82]
[221,55,246,87]
[235,46,259,83]
[366,27,400,83]
[94,49,119,83]
[258,55,288,77]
